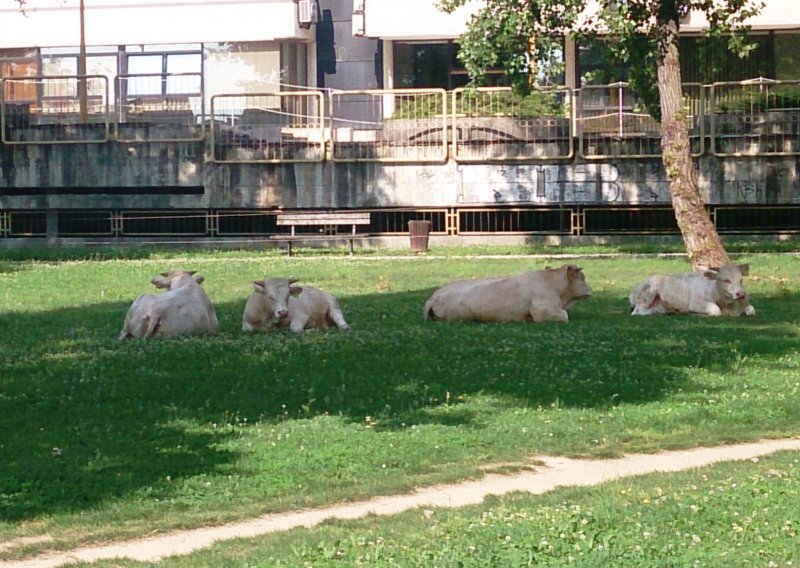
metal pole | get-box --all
[78,0,88,122]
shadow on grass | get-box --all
[0,287,798,521]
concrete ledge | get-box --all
[1,233,798,253]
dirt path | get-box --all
[4,437,800,568]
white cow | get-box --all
[119,270,219,339]
[242,277,350,333]
[629,264,755,317]
[423,264,592,323]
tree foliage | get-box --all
[438,0,764,114]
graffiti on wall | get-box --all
[458,163,659,204]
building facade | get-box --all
[1,0,799,243]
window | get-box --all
[679,35,773,83]
[394,43,457,89]
[578,32,800,87]
[41,47,117,102]
[394,41,563,90]
[578,41,628,86]
[773,33,800,81]
[125,47,202,96]
[0,48,39,102]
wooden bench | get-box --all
[270,211,371,256]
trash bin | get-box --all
[408,220,432,252]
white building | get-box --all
[0,0,316,116]
[1,0,798,110]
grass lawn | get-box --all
[1,248,799,559]
[74,449,800,567]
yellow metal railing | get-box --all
[577,82,704,159]
[451,86,574,162]
[1,74,798,160]
[115,72,204,143]
[210,91,326,163]
[709,77,800,157]
[1,75,110,144]
[330,89,448,163]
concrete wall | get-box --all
[2,139,800,210]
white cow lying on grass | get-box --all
[629,264,755,317]
[119,270,219,339]
[423,264,592,323]
[242,277,350,333]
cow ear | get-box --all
[737,264,750,276]
[160,272,169,277]
[188,271,197,276]
[566,265,582,279]
[288,278,299,285]
[252,281,266,293]
[289,286,303,297]
[702,270,718,280]
[151,276,169,289]
[193,275,205,285]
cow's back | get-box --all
[121,283,217,338]
[242,289,272,331]
[148,285,217,337]
[658,273,715,313]
[424,273,545,322]
[119,293,158,338]
[288,285,348,329]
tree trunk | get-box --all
[528,33,537,88]
[656,18,730,270]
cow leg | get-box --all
[289,314,310,333]
[142,313,164,337]
[328,310,351,331]
[630,289,663,316]
[691,302,722,316]
[530,306,569,323]
[744,304,756,316]
[529,295,569,323]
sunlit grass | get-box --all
[77,450,800,567]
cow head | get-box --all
[564,264,593,299]
[253,278,303,321]
[703,264,750,304]
[151,270,202,290]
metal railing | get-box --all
[330,89,448,162]
[210,91,325,163]
[457,207,572,234]
[2,75,800,161]
[115,72,204,142]
[709,78,800,156]
[576,82,704,159]
[451,87,574,162]
[1,75,110,144]
[6,205,800,240]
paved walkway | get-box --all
[3,437,800,568]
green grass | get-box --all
[1,250,799,559]
[1,236,800,263]
[75,450,800,567]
